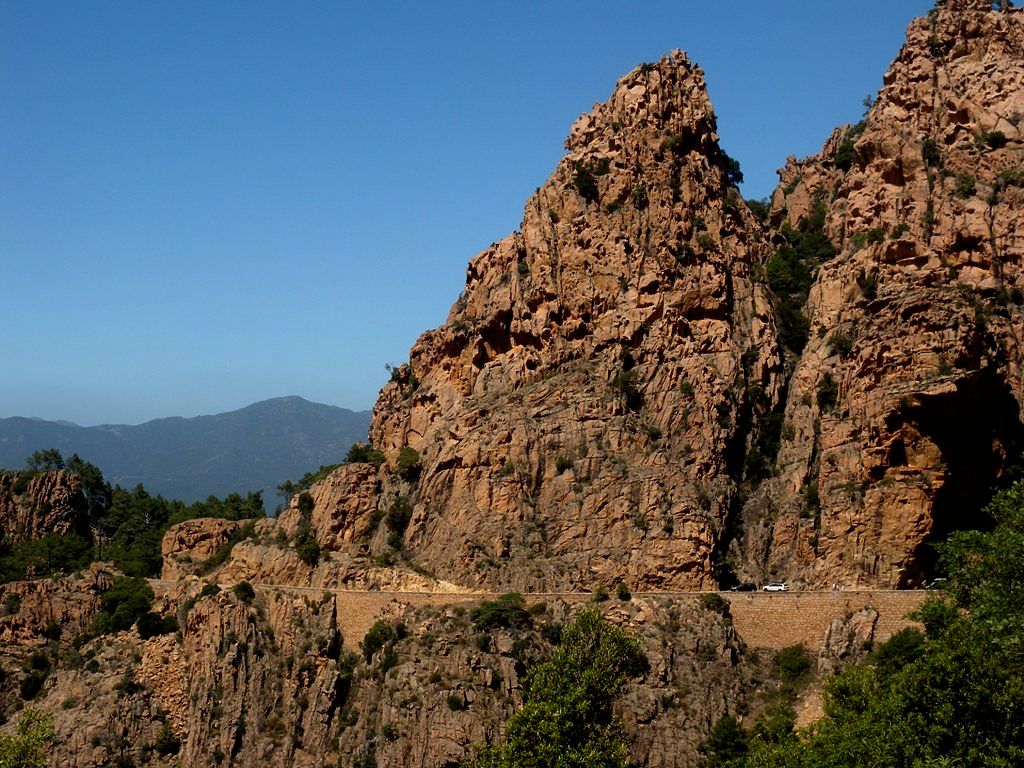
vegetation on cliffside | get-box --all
[0,450,264,583]
[704,484,1024,767]
[474,609,648,768]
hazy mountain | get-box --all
[0,396,370,508]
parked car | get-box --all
[762,582,789,592]
[730,582,757,592]
[924,578,948,590]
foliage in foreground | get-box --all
[727,484,1024,767]
[0,709,54,768]
[474,608,648,768]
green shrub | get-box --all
[922,138,942,168]
[773,644,813,695]
[277,463,341,501]
[696,233,716,251]
[630,185,648,209]
[0,709,54,768]
[555,455,573,474]
[3,594,21,615]
[662,131,695,157]
[95,577,154,634]
[540,621,563,645]
[858,273,878,300]
[851,227,885,252]
[571,162,599,203]
[346,443,386,467]
[446,694,465,711]
[816,374,839,412]
[136,611,177,639]
[722,154,744,186]
[362,620,396,662]
[955,172,977,199]
[592,584,610,602]
[154,722,181,755]
[394,447,421,482]
[470,593,531,631]
[833,120,866,171]
[616,581,632,601]
[746,197,771,222]
[828,333,854,358]
[922,202,937,238]
[980,130,1007,149]
[869,627,925,679]
[997,167,1024,189]
[384,498,412,549]
[295,537,321,567]
[473,609,647,767]
[612,369,644,411]
[297,492,314,514]
[232,581,256,603]
[19,670,47,700]
[764,199,836,355]
[802,485,821,518]
[699,593,729,616]
[702,714,750,768]
[41,621,61,641]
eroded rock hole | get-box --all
[899,367,1024,585]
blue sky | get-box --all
[1,0,933,425]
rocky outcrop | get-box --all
[288,52,782,593]
[0,470,88,546]
[5,4,1023,766]
[160,517,245,580]
[817,606,879,675]
[736,0,1024,589]
[1,559,761,768]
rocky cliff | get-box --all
[1,566,761,768]
[282,51,783,594]
[738,0,1024,589]
[1,2,1021,766]
[0,470,88,547]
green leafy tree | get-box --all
[474,608,648,768]
[24,449,64,472]
[470,593,532,631]
[394,447,422,481]
[361,619,396,662]
[94,576,155,634]
[0,708,53,768]
[347,443,386,467]
[747,484,1024,767]
[702,715,749,768]
[65,453,112,521]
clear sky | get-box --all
[1,0,933,426]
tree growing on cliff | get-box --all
[473,608,648,768]
[24,449,64,472]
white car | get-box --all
[762,582,789,592]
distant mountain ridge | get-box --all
[0,397,371,508]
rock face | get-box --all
[737,0,1024,589]
[3,4,1023,767]
[0,470,88,546]
[5,577,751,768]
[307,52,781,592]
[160,517,245,580]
